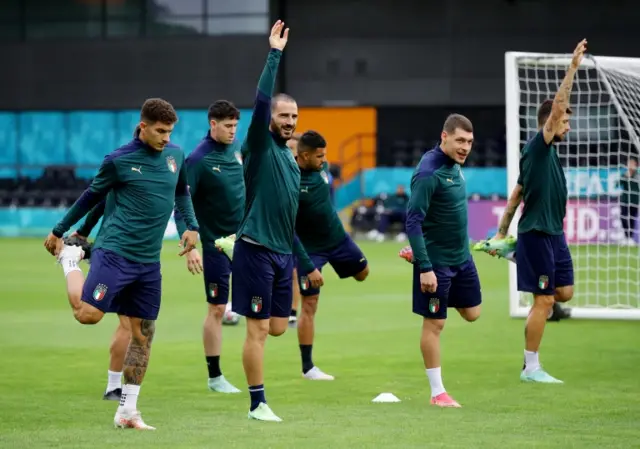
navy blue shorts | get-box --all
[231,239,294,319]
[297,235,368,297]
[516,231,574,295]
[202,249,231,305]
[412,257,482,319]
[81,248,162,320]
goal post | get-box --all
[504,51,640,320]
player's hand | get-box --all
[179,230,199,256]
[307,269,324,289]
[269,20,289,51]
[570,39,587,69]
[185,248,203,275]
[398,246,413,263]
[70,231,87,242]
[420,271,438,294]
[44,232,63,256]
[487,233,505,256]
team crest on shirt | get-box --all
[538,275,549,290]
[251,296,263,313]
[93,283,108,301]
[429,297,440,313]
[234,151,243,165]
[320,171,329,184]
[300,276,309,291]
[209,283,218,298]
[166,156,177,173]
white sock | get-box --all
[118,384,141,412]
[106,370,122,392]
[225,302,232,313]
[426,367,446,397]
[61,256,82,277]
[524,350,540,373]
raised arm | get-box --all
[245,20,289,151]
[76,199,106,238]
[174,156,200,238]
[405,175,438,272]
[52,156,117,238]
[174,155,199,235]
[542,39,587,145]
[496,183,523,238]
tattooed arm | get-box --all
[542,39,587,145]
[123,318,156,386]
[496,184,523,238]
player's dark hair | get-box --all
[140,98,178,125]
[208,100,240,122]
[443,114,473,134]
[537,99,573,128]
[271,93,296,111]
[297,130,327,153]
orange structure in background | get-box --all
[296,108,377,181]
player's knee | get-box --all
[301,296,319,315]
[130,318,156,345]
[458,306,481,322]
[74,304,104,325]
[246,318,270,342]
[422,318,445,335]
[209,304,226,321]
[354,266,369,282]
[269,317,288,336]
[555,286,574,303]
[533,294,555,308]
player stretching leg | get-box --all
[294,131,369,380]
[231,21,299,422]
[173,100,244,394]
[405,114,481,408]
[61,198,134,400]
[287,133,302,326]
[493,39,586,383]
[45,99,199,429]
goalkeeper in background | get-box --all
[492,39,587,384]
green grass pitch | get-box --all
[0,238,638,448]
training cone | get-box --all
[372,393,401,403]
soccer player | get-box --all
[173,100,244,394]
[230,20,297,422]
[44,98,199,429]
[405,114,481,408]
[286,133,302,326]
[492,39,587,383]
[68,197,134,400]
[294,130,369,380]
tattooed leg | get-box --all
[118,318,155,412]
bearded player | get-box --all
[231,20,299,422]
[491,39,587,383]
[294,130,369,380]
[405,114,480,408]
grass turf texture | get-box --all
[0,238,638,448]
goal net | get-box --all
[505,52,640,320]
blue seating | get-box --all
[0,109,254,179]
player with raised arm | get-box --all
[294,130,369,380]
[44,98,199,429]
[231,20,298,422]
[173,100,244,394]
[405,114,481,408]
[490,39,587,383]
